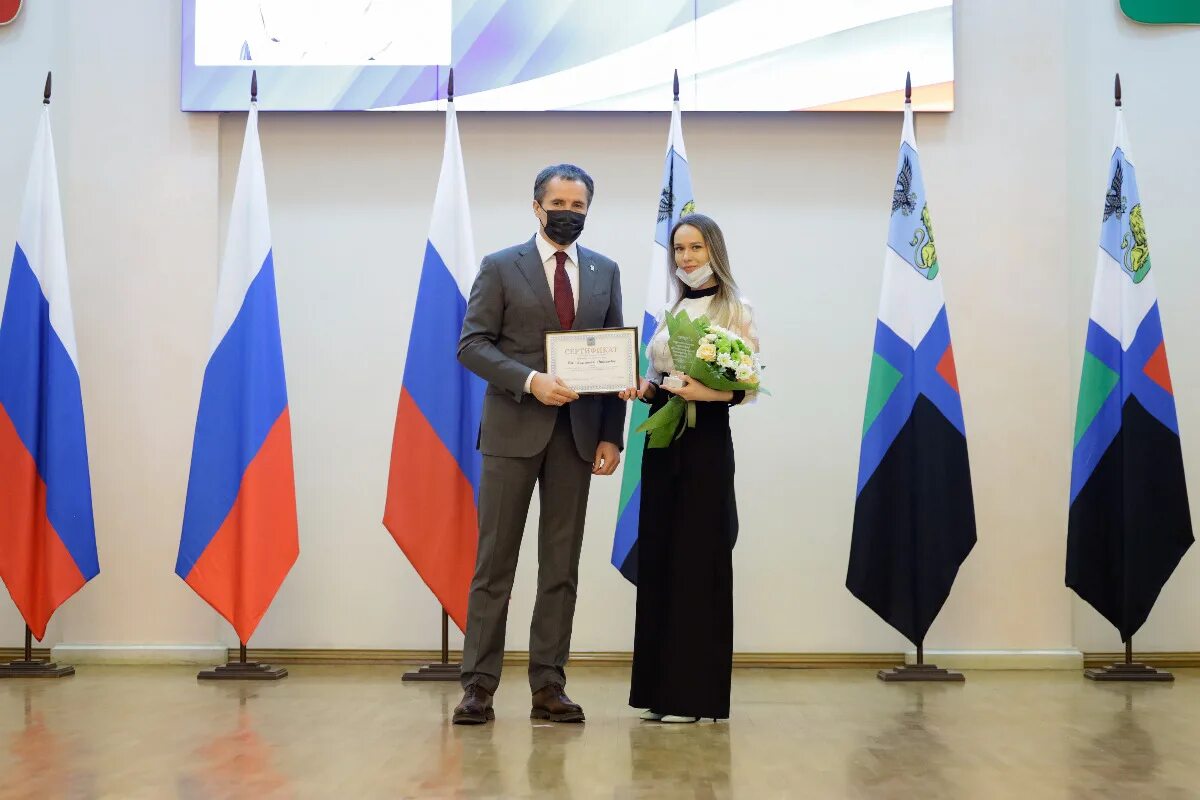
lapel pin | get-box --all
[590,264,595,271]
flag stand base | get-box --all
[402,663,461,682]
[0,660,74,679]
[403,610,461,683]
[1084,662,1173,682]
[877,663,964,682]
[877,644,965,682]
[1084,639,1172,682]
[0,627,74,679]
[198,644,287,681]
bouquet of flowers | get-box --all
[636,309,766,448]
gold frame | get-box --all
[544,326,639,395]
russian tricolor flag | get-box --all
[176,100,298,645]
[383,94,483,632]
[0,103,99,641]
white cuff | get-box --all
[524,370,537,394]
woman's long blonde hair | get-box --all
[665,214,746,334]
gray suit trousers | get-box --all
[460,409,592,693]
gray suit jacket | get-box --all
[458,237,627,461]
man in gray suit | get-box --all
[453,164,627,724]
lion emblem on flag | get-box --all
[1122,204,1151,284]
[908,205,939,280]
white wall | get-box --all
[0,0,1197,655]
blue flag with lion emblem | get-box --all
[1066,103,1192,642]
[611,93,695,584]
[846,98,976,646]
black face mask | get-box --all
[540,207,587,245]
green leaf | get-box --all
[636,396,687,448]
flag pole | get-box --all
[0,72,77,680]
[397,67,464,685]
[442,609,450,665]
[185,72,286,681]
[383,64,464,683]
[871,77,964,684]
[1076,75,1173,684]
[402,613,463,682]
[199,638,287,680]
[1,625,74,678]
[1085,635,1174,681]
[402,609,461,681]
[877,637,964,682]
[195,70,286,682]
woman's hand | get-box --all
[662,373,730,403]
[618,379,656,402]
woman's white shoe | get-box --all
[660,715,700,723]
[639,710,665,721]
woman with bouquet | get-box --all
[618,214,761,723]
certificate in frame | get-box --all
[544,327,639,395]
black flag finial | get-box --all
[43,72,52,105]
[448,67,455,102]
[905,71,911,104]
[251,70,258,103]
[673,69,679,102]
[1114,73,1122,107]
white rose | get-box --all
[740,353,754,366]
[696,343,718,362]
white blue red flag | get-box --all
[176,101,298,644]
[383,95,483,631]
[0,103,99,640]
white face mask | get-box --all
[676,263,714,289]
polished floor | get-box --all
[0,665,1198,799]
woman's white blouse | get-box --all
[646,294,760,403]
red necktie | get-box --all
[553,250,575,330]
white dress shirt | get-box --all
[524,232,581,394]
